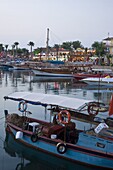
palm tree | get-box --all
[14,42,19,57]
[85,47,88,61]
[92,41,106,65]
[0,44,3,54]
[5,44,8,57]
[28,41,34,58]
[12,44,15,58]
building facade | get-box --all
[103,37,113,55]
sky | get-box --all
[0,0,113,50]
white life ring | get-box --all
[18,100,27,112]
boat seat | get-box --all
[28,122,40,133]
[41,124,64,138]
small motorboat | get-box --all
[81,77,113,86]
[74,68,113,81]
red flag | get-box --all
[109,94,113,116]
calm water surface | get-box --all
[0,70,113,170]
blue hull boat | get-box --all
[4,92,113,169]
[4,132,93,170]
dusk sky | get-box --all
[0,0,113,50]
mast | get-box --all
[46,28,49,60]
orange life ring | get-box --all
[88,103,99,116]
[58,110,71,125]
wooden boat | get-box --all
[32,67,74,77]
[74,68,113,81]
[4,128,113,170]
[74,72,103,80]
[81,77,113,86]
[31,58,94,78]
[4,92,113,169]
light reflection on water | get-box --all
[0,70,113,170]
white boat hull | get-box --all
[32,69,73,77]
[82,77,113,86]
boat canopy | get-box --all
[4,92,94,111]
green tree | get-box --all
[34,47,43,61]
[12,44,15,57]
[61,41,72,51]
[14,42,19,57]
[21,48,29,56]
[5,45,8,58]
[72,41,83,50]
[92,41,106,65]
[0,44,3,53]
[61,41,83,51]
[28,41,34,58]
[92,41,105,56]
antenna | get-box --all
[46,28,49,60]
[98,78,100,103]
[108,32,110,38]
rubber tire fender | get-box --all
[56,143,67,154]
[31,134,38,143]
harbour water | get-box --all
[0,69,113,170]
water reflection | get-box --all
[1,70,113,105]
[1,70,113,170]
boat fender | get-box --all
[58,110,71,125]
[18,100,27,112]
[31,134,38,142]
[56,143,67,154]
[88,104,98,116]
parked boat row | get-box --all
[1,61,113,87]
[0,61,81,77]
[74,68,113,80]
[0,61,30,71]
